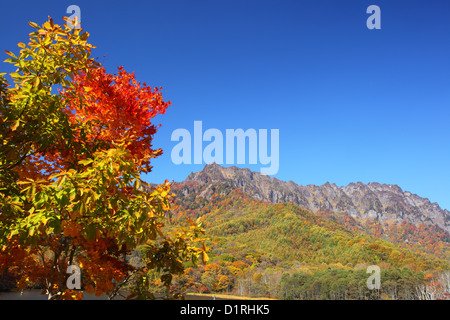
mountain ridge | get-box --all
[181,162,450,235]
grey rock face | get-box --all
[185,163,450,233]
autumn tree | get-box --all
[0,17,207,300]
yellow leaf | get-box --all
[4,50,17,58]
[49,172,65,180]
[43,21,51,30]
[28,21,40,29]
[33,77,40,87]
[202,252,209,264]
[11,119,20,131]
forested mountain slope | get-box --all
[172,163,450,261]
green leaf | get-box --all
[86,224,96,241]
[79,201,86,215]
[59,194,69,208]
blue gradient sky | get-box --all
[1,1,450,209]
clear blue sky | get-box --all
[1,1,450,209]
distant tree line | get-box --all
[277,268,450,300]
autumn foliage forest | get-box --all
[0,17,449,300]
[161,183,450,300]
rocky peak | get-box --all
[180,163,450,234]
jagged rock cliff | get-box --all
[182,163,450,233]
